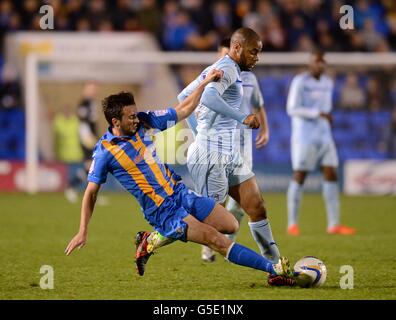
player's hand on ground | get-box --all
[255,130,269,148]
[65,232,87,256]
[319,112,333,125]
[204,69,223,83]
[243,114,260,129]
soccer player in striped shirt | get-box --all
[65,69,295,286]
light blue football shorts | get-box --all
[186,141,254,204]
[291,139,339,172]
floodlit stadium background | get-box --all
[1,0,396,195]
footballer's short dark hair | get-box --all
[102,91,135,127]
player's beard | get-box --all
[240,56,255,71]
[120,123,138,136]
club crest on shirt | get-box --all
[153,109,169,116]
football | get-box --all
[293,256,327,288]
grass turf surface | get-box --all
[0,192,395,300]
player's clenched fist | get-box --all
[243,114,260,129]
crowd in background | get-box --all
[0,0,396,159]
[0,0,395,52]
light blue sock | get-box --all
[248,219,280,264]
[225,197,244,242]
[226,243,275,274]
[287,180,303,227]
[322,181,340,228]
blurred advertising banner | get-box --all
[344,160,396,195]
[0,161,66,192]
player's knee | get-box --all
[323,170,337,181]
[293,171,306,184]
[216,216,238,235]
[226,216,239,234]
[245,198,267,220]
[206,232,231,254]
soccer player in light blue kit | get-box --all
[286,50,355,236]
[178,28,281,264]
[182,38,270,262]
[64,69,295,286]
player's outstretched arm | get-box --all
[65,182,101,256]
[175,69,223,122]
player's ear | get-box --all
[112,117,121,128]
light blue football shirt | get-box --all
[178,55,244,155]
[287,72,334,145]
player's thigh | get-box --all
[187,150,229,203]
[202,203,239,235]
[291,142,318,172]
[228,151,254,189]
[320,141,339,171]
[177,184,218,224]
[183,214,232,255]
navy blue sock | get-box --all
[227,243,275,274]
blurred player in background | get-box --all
[184,38,270,262]
[65,70,295,287]
[64,82,104,203]
[53,105,84,202]
[178,28,281,264]
[286,50,356,236]
[78,81,99,173]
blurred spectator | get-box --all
[366,76,386,111]
[0,63,21,110]
[123,15,143,32]
[20,0,39,29]
[287,15,310,50]
[379,108,396,158]
[87,0,108,30]
[243,0,274,38]
[181,0,214,35]
[162,9,198,50]
[294,34,315,52]
[339,73,366,110]
[387,17,396,50]
[0,0,13,31]
[98,19,114,32]
[390,79,396,107]
[355,0,388,35]
[211,0,233,38]
[112,0,134,30]
[137,0,161,37]
[266,15,286,51]
[347,31,367,51]
[361,18,384,51]
[75,17,91,31]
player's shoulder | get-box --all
[94,133,113,156]
[293,72,309,82]
[241,71,257,83]
[321,74,334,85]
[214,55,239,72]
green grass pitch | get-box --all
[0,192,395,300]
